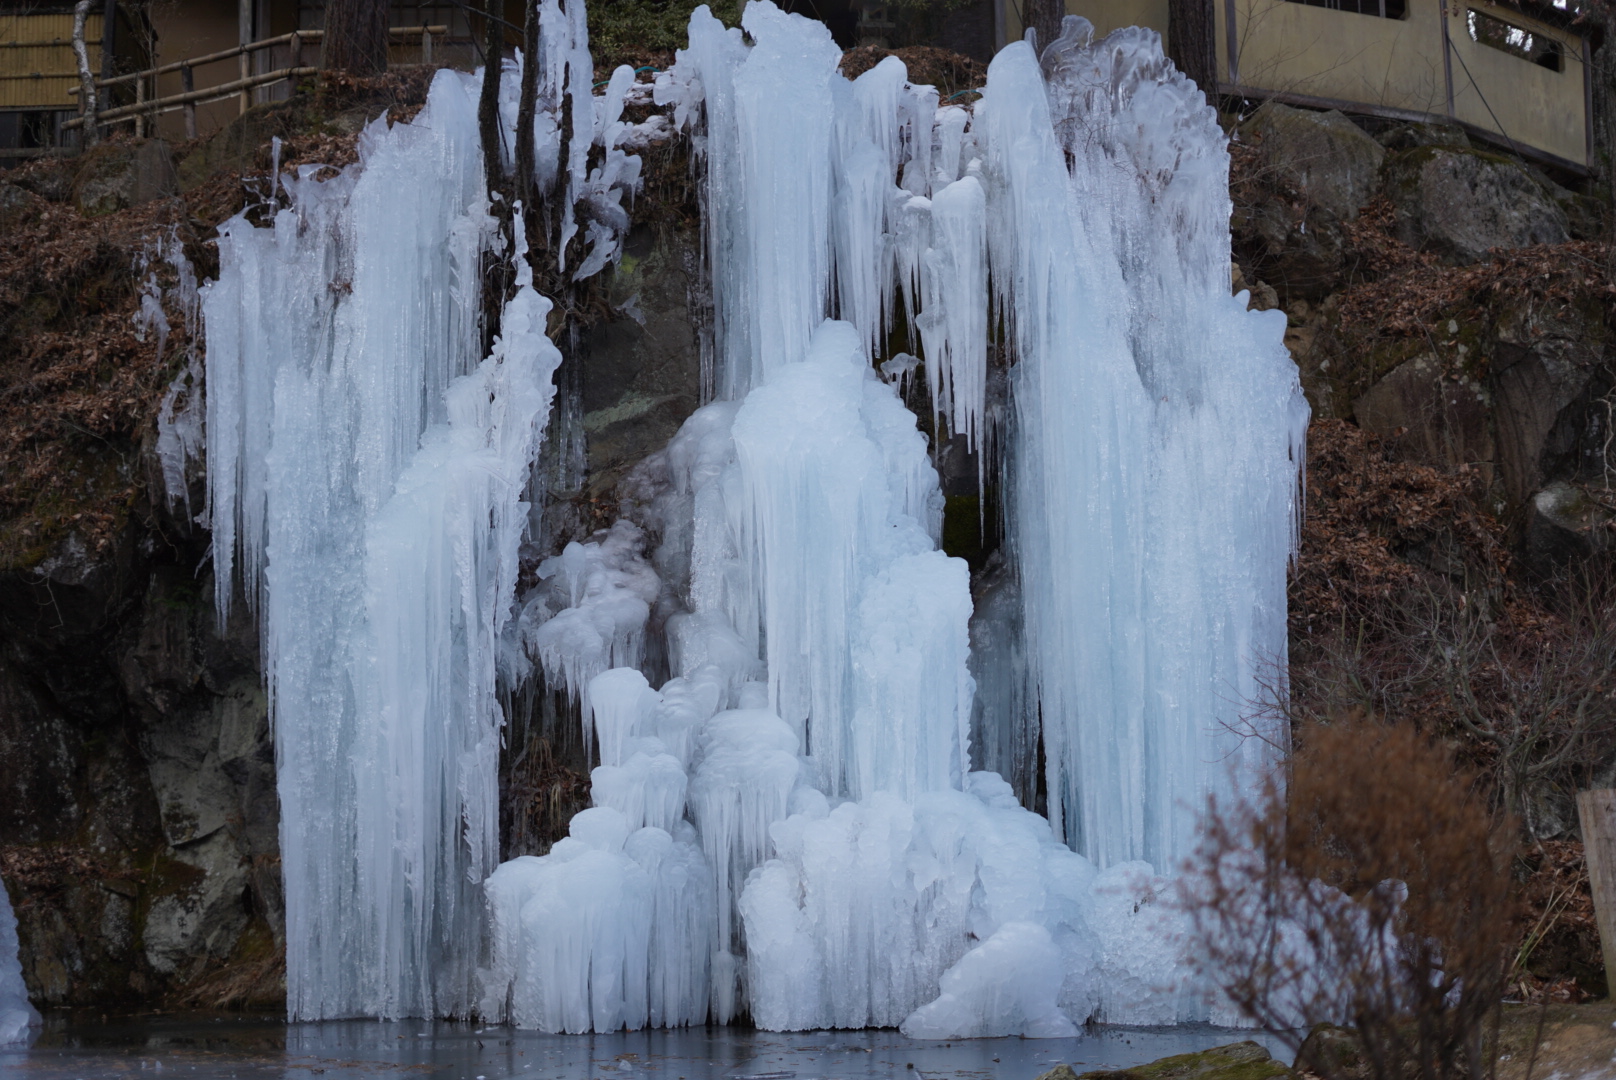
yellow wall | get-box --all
[1000,0,1590,169]
[1003,0,1171,48]
[1445,0,1585,167]
[148,0,248,141]
[0,12,108,109]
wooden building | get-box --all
[1001,0,1595,173]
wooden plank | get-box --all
[1576,789,1616,989]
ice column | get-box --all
[979,23,1307,869]
[0,875,39,1047]
[206,68,559,1019]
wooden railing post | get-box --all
[422,25,433,65]
[1577,789,1616,988]
[181,63,196,138]
[237,0,251,114]
[290,30,302,69]
[134,76,145,137]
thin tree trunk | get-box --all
[1023,0,1064,54]
[478,0,505,191]
[322,0,389,76]
[514,0,539,214]
[72,0,100,146]
[1168,0,1218,104]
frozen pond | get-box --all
[4,1018,1293,1079]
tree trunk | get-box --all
[71,0,100,146]
[322,0,389,76]
[1023,0,1064,54]
[514,0,538,214]
[1168,0,1218,104]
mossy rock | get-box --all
[1058,1040,1290,1080]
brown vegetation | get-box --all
[1185,717,1517,1080]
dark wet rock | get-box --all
[1384,146,1569,263]
[1525,482,1616,579]
[1071,1040,1290,1080]
[1490,298,1607,509]
[1354,351,1494,483]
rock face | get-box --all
[1241,104,1385,221]
[0,499,281,1007]
[1234,104,1385,302]
[1066,1040,1290,1080]
[1526,482,1616,579]
[1384,146,1570,263]
[71,140,180,217]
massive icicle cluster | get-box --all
[200,0,1306,1037]
[206,69,561,1020]
[983,22,1308,868]
[483,0,1302,1039]
[0,876,39,1047]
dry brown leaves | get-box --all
[839,45,986,99]
[1337,239,1615,342]
[0,843,139,895]
[1513,840,1602,1000]
[1290,419,1506,633]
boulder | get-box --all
[1295,1024,1371,1080]
[1385,146,1569,263]
[1239,103,1386,221]
[1353,350,1493,482]
[1525,482,1615,579]
[1070,1040,1290,1080]
[0,182,42,232]
[1490,300,1606,509]
[71,139,179,216]
[1377,120,1470,152]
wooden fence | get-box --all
[65,25,447,138]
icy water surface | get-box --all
[2,1019,1293,1079]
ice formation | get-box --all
[133,230,206,516]
[482,1,1303,1037]
[981,22,1307,868]
[199,0,1305,1038]
[0,875,39,1047]
[206,68,562,1019]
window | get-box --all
[1467,9,1563,71]
[1285,0,1408,20]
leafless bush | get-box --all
[1183,717,1517,1080]
[1279,570,1616,840]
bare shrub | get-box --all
[1183,716,1517,1080]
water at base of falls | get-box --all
[195,0,1305,1041]
[4,1017,1296,1078]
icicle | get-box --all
[978,23,1306,868]
[0,875,39,1047]
[205,66,554,1020]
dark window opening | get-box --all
[1467,8,1563,70]
[1284,0,1408,20]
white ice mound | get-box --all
[901,922,1078,1039]
[481,807,715,1032]
[738,772,1213,1036]
[0,876,39,1047]
[520,520,662,712]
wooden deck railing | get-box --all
[65,26,447,137]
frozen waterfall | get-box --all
[205,71,562,1018]
[199,0,1303,1039]
[1,875,40,1047]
